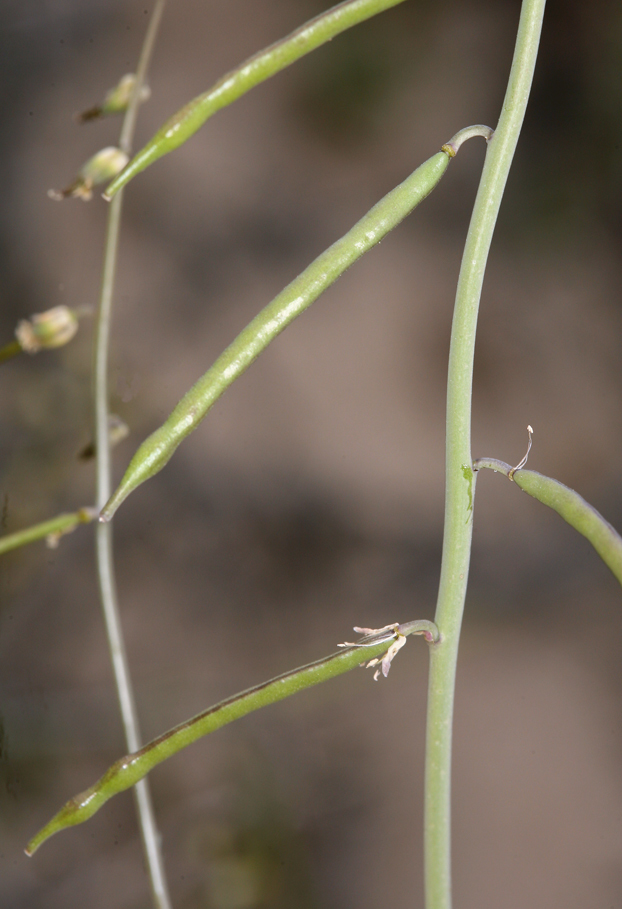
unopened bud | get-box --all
[75,74,151,123]
[48,146,129,201]
[16,306,79,353]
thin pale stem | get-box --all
[93,2,171,907]
[424,2,547,908]
[441,124,494,157]
[118,0,167,155]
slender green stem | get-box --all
[104,0,409,198]
[92,2,171,907]
[25,619,439,855]
[474,458,622,587]
[0,507,96,555]
[424,3,547,908]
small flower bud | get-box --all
[75,74,151,123]
[103,73,150,115]
[48,147,129,201]
[16,306,79,353]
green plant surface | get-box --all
[104,0,410,198]
[26,619,439,855]
[91,1,172,906]
[474,458,622,587]
[424,2,547,907]
[101,144,458,521]
[10,2,622,907]
[0,508,96,555]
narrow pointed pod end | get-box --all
[25,782,103,855]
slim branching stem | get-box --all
[0,507,96,555]
[93,2,171,907]
[424,2,547,907]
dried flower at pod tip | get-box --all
[48,147,129,201]
[16,306,79,353]
[75,74,151,123]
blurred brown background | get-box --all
[1,0,622,906]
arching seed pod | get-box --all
[100,128,493,522]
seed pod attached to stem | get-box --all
[25,619,438,855]
[474,437,622,588]
[104,0,413,199]
[100,127,492,521]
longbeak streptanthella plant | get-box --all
[4,1,622,908]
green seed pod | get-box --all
[474,457,622,587]
[101,126,491,521]
[103,0,410,199]
[101,147,456,521]
[25,620,438,855]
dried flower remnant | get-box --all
[75,74,151,123]
[48,147,129,201]
[366,635,408,680]
[16,306,78,353]
[508,424,534,480]
[339,623,408,679]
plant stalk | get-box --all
[0,507,96,555]
[93,2,171,907]
[423,2,547,907]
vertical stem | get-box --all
[423,2,547,908]
[93,2,171,907]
